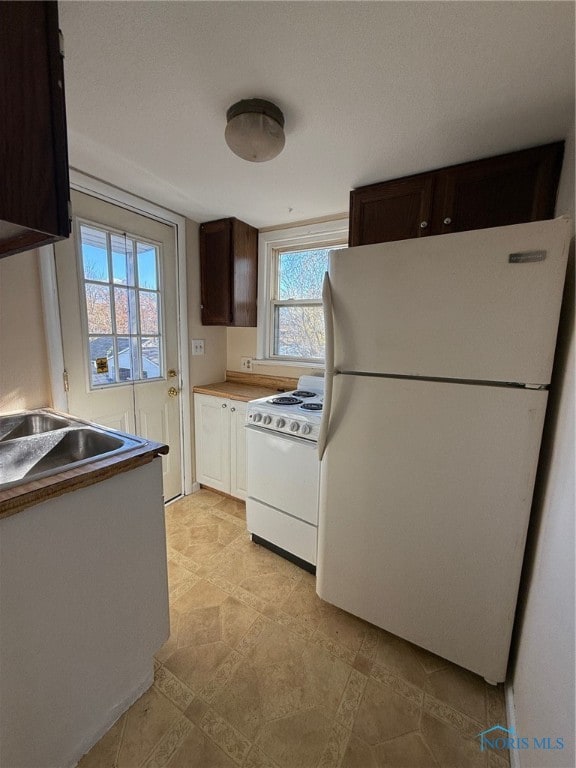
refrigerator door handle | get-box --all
[318,271,335,459]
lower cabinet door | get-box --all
[194,394,230,494]
[230,401,247,500]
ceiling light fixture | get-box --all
[225,98,285,162]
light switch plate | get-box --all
[191,339,205,356]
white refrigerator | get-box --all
[316,217,570,683]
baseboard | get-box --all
[68,666,154,767]
[505,681,521,768]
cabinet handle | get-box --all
[443,217,452,225]
[420,221,428,229]
[222,403,227,408]
[230,406,236,412]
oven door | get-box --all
[245,425,320,525]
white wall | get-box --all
[0,248,51,411]
[511,125,575,767]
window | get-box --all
[257,219,348,364]
[78,222,163,388]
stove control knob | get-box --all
[301,424,312,435]
[252,413,262,423]
[276,418,286,428]
[262,415,272,425]
[290,421,300,432]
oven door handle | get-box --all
[318,271,335,459]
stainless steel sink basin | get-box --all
[0,410,148,491]
[0,413,72,441]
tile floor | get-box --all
[79,489,510,768]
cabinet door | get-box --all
[431,142,564,236]
[0,1,70,258]
[231,220,258,327]
[349,175,434,246]
[229,401,247,500]
[194,394,230,493]
[199,220,232,325]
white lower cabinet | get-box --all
[194,394,247,499]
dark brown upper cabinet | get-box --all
[199,218,258,326]
[349,142,565,247]
[0,1,71,259]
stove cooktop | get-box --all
[246,376,324,441]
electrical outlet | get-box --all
[191,339,205,356]
[240,357,252,371]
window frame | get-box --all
[257,218,348,366]
[75,216,166,390]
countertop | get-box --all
[193,372,299,402]
[0,439,168,520]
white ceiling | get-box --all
[60,1,575,228]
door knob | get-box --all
[168,386,180,397]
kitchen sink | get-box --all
[0,412,72,441]
[0,410,148,490]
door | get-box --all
[55,190,183,500]
[330,217,570,385]
[317,373,548,682]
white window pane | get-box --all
[81,226,109,282]
[117,337,138,381]
[141,337,162,379]
[88,336,114,386]
[278,249,329,300]
[111,234,134,286]
[139,290,159,334]
[274,305,325,359]
[114,287,137,335]
[137,243,158,289]
[85,284,112,334]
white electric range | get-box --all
[245,376,324,571]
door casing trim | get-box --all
[40,169,192,496]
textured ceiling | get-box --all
[60,1,575,228]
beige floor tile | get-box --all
[116,687,182,767]
[165,722,237,767]
[352,678,421,745]
[77,715,125,768]
[374,731,440,767]
[486,683,507,726]
[211,661,265,740]
[187,488,227,507]
[257,706,334,768]
[374,632,428,690]
[242,619,308,667]
[298,642,352,712]
[239,570,300,604]
[425,664,487,725]
[170,578,229,614]
[280,576,338,630]
[164,641,233,691]
[420,712,487,768]
[214,496,247,520]
[341,734,379,768]
[316,607,369,657]
[174,593,259,652]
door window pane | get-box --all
[117,336,138,381]
[81,226,109,282]
[137,243,158,289]
[141,337,161,380]
[85,284,112,334]
[88,336,114,386]
[274,305,325,359]
[139,291,159,335]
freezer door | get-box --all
[316,374,548,682]
[330,217,570,385]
